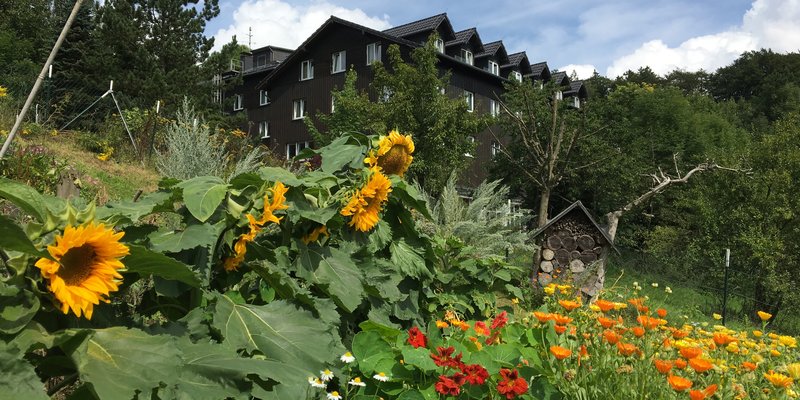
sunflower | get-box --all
[34,222,129,319]
[224,181,288,271]
[302,225,329,244]
[366,130,414,176]
[341,170,392,232]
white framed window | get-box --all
[331,51,346,74]
[331,96,336,113]
[490,99,501,117]
[434,38,444,53]
[489,60,499,75]
[555,91,563,101]
[292,99,306,120]
[537,80,544,90]
[366,42,382,65]
[573,96,581,108]
[460,49,473,65]
[286,141,311,159]
[258,121,270,139]
[232,94,243,111]
[259,90,269,106]
[464,91,474,112]
[300,60,314,80]
[491,141,500,157]
[511,71,522,82]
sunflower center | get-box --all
[58,244,97,285]
[379,145,409,174]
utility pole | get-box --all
[0,0,84,159]
[722,248,731,325]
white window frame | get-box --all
[511,71,522,82]
[464,91,474,112]
[259,90,269,106]
[491,141,500,157]
[259,121,270,139]
[460,49,473,65]
[292,99,306,120]
[490,99,501,117]
[434,38,444,53]
[300,60,314,81]
[286,141,311,160]
[232,94,243,111]
[366,42,382,65]
[489,60,499,75]
[331,96,336,113]
[331,51,346,74]
[573,96,581,108]
[555,91,563,101]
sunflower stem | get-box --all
[47,373,78,397]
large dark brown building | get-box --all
[221,13,588,185]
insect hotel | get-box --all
[532,201,617,298]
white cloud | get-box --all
[606,0,800,78]
[212,0,391,51]
[558,64,598,80]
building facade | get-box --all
[222,13,588,185]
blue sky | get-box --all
[206,0,800,78]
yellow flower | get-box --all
[779,336,797,347]
[341,170,392,232]
[34,222,130,319]
[543,284,556,295]
[757,311,773,321]
[753,330,763,338]
[225,182,288,271]
[771,349,782,357]
[713,313,722,320]
[0,85,7,97]
[366,130,415,176]
[764,371,794,388]
[302,225,329,244]
[435,320,449,328]
[787,363,800,380]
[511,298,520,304]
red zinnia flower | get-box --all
[434,373,465,396]
[497,369,528,399]
[460,364,489,385]
[407,326,427,349]
[491,311,509,330]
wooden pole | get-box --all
[722,248,730,325]
[0,0,85,159]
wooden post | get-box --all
[722,248,730,325]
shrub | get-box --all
[155,98,226,179]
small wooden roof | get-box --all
[532,201,619,253]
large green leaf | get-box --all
[390,239,431,278]
[211,294,340,378]
[96,191,173,224]
[0,177,50,222]
[320,137,365,173]
[295,244,365,312]
[69,327,182,400]
[0,214,45,257]
[0,350,48,400]
[148,223,219,253]
[0,282,40,335]
[284,189,337,225]
[177,176,228,222]
[351,330,395,374]
[123,245,201,287]
[257,167,303,186]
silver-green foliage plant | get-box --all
[156,99,226,179]
[419,174,533,257]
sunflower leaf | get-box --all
[177,176,229,223]
[0,282,40,335]
[0,349,48,400]
[123,245,201,287]
[390,239,431,278]
[0,177,49,222]
[0,214,46,257]
[148,223,219,253]
[294,243,365,313]
[319,136,365,173]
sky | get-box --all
[206,0,800,79]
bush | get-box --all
[155,98,226,179]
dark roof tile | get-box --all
[529,61,548,76]
[477,40,503,57]
[383,13,447,38]
[446,28,476,46]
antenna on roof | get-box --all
[248,27,253,48]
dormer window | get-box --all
[256,54,267,68]
[489,61,499,75]
[434,38,444,53]
[460,49,473,66]
[300,60,314,80]
[511,71,522,82]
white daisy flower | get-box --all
[373,372,389,382]
[665,286,673,294]
[340,352,355,363]
[320,369,334,382]
[348,377,367,387]
[326,391,342,400]
[308,377,326,388]
[651,282,659,288]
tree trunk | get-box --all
[537,186,551,228]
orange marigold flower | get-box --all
[672,329,689,339]
[455,320,470,331]
[616,342,638,357]
[689,358,713,373]
[657,308,667,318]
[689,384,718,400]
[559,299,581,311]
[742,362,757,372]
[637,315,660,330]
[598,316,617,328]
[603,330,621,345]
[654,359,673,375]
[679,347,703,359]
[553,314,573,325]
[436,320,449,328]
[594,299,616,312]
[632,326,645,337]
[533,311,553,323]
[674,359,688,370]
[764,371,793,388]
[667,375,693,391]
[713,332,736,346]
[550,345,572,360]
[554,325,567,335]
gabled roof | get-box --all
[383,13,455,41]
[250,44,295,54]
[564,80,588,99]
[551,71,570,86]
[529,61,549,77]
[532,201,619,253]
[476,40,509,65]
[501,52,531,75]
[506,52,526,66]
[445,28,484,52]
[258,16,419,88]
